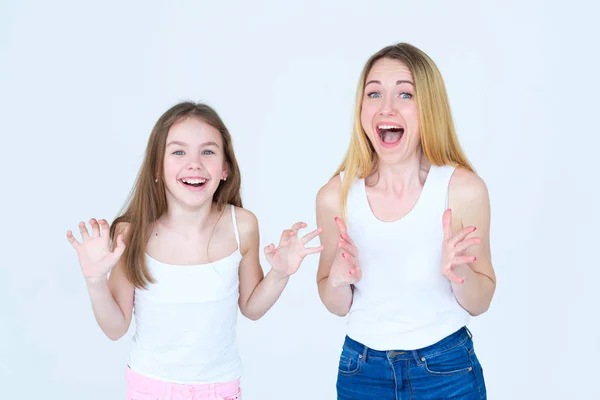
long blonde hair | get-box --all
[334,43,474,218]
[110,102,243,288]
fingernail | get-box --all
[349,270,354,275]
[472,227,477,231]
[342,253,346,259]
[334,217,339,221]
[473,256,477,261]
[340,234,344,239]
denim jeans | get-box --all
[336,327,486,399]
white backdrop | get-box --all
[1,0,598,399]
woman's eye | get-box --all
[202,150,214,155]
[399,92,413,99]
[367,92,382,99]
[173,150,185,155]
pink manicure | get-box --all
[349,270,354,275]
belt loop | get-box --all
[413,350,422,365]
[362,344,368,363]
[465,326,473,339]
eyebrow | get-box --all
[166,140,220,147]
[365,79,414,86]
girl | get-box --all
[316,43,496,399]
[67,102,323,400]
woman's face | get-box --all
[360,58,420,163]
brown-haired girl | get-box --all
[67,101,322,400]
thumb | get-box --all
[112,235,126,259]
[264,243,275,255]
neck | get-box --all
[159,201,218,235]
[370,151,430,191]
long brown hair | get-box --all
[335,43,474,218]
[110,102,243,288]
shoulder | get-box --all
[449,167,489,204]
[316,174,342,211]
[233,206,259,236]
[232,206,259,255]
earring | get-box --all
[155,178,158,183]
[222,177,227,182]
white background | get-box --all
[1,1,598,399]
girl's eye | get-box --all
[367,92,382,99]
[399,92,413,99]
[173,150,184,155]
[202,150,214,155]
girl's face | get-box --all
[162,117,227,210]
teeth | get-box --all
[182,178,206,184]
[378,124,402,130]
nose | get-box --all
[186,154,204,170]
[379,95,397,116]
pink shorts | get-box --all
[125,367,241,400]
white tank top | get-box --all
[343,165,470,351]
[128,204,243,384]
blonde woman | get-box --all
[316,43,495,399]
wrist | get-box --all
[85,275,109,288]
[268,268,290,282]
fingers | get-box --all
[334,216,348,235]
[449,225,477,247]
[291,222,307,233]
[454,237,481,253]
[340,233,356,248]
[264,243,276,255]
[348,264,360,276]
[99,219,111,236]
[90,218,101,238]
[341,251,357,268]
[304,245,324,255]
[301,227,323,244]
[281,229,295,237]
[452,255,476,265]
[338,240,357,258]
[112,234,126,260]
[66,230,80,248]
[78,221,90,240]
[345,259,361,277]
[279,229,295,244]
[446,268,464,284]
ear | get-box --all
[222,166,228,181]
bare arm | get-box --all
[448,169,497,316]
[236,209,322,321]
[68,219,134,340]
[316,176,360,317]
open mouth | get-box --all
[376,123,404,145]
[179,177,208,188]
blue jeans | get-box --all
[336,327,486,399]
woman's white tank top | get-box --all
[128,204,243,384]
[342,165,470,351]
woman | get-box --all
[316,43,495,399]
